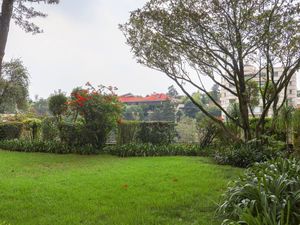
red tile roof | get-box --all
[119,93,170,103]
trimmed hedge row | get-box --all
[0,122,23,140]
[104,143,212,157]
[0,140,97,155]
[117,121,176,145]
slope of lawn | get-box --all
[0,150,241,225]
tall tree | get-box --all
[0,58,29,113]
[121,0,300,141]
[0,0,59,75]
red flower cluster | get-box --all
[68,90,93,107]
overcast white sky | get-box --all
[5,0,179,99]
[5,0,299,99]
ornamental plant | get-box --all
[67,83,123,148]
[217,158,300,225]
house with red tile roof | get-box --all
[119,93,170,105]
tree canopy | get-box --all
[121,0,300,141]
[0,58,29,113]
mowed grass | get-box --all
[0,150,241,225]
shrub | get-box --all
[249,117,285,141]
[22,118,42,140]
[58,122,85,146]
[0,122,23,140]
[48,93,68,121]
[116,120,140,145]
[214,137,285,168]
[0,139,71,154]
[0,139,99,155]
[136,121,176,145]
[68,86,123,148]
[217,158,300,225]
[104,143,210,157]
[41,117,60,141]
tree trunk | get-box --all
[0,0,14,77]
[238,73,251,141]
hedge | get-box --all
[0,139,98,155]
[0,122,23,140]
[117,121,176,145]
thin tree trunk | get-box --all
[0,0,14,77]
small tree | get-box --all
[48,93,67,122]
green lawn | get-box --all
[0,150,241,225]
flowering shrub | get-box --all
[66,83,123,148]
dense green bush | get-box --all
[41,117,60,141]
[48,93,68,121]
[104,143,211,157]
[58,122,80,145]
[0,139,98,155]
[214,137,285,168]
[136,122,176,145]
[58,121,107,149]
[116,121,140,144]
[217,158,300,225]
[249,117,286,141]
[0,139,71,153]
[116,121,176,145]
[0,122,23,140]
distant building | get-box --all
[220,65,298,118]
[118,93,170,105]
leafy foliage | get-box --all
[0,139,96,155]
[41,117,60,141]
[0,122,23,140]
[116,120,140,145]
[117,120,176,145]
[214,137,286,168]
[136,121,176,145]
[0,59,29,113]
[122,100,176,122]
[121,0,300,141]
[68,84,123,148]
[217,158,300,225]
[104,143,211,157]
[197,115,220,148]
[48,93,68,121]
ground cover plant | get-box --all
[104,143,213,157]
[0,150,241,225]
[217,157,300,225]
